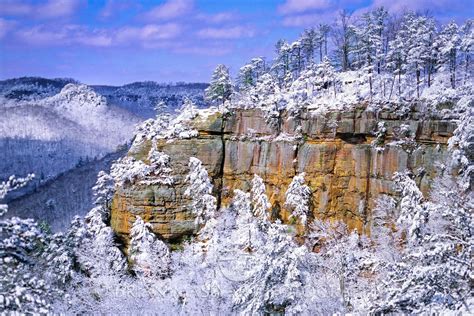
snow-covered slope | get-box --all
[5,148,128,232]
[0,77,208,118]
[0,83,140,192]
[0,77,77,102]
[92,81,208,118]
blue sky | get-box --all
[0,0,472,85]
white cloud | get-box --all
[38,0,80,18]
[0,0,80,19]
[16,25,69,45]
[99,0,134,19]
[0,18,15,39]
[196,12,238,24]
[14,23,182,47]
[197,26,255,39]
[143,0,194,20]
[278,0,331,15]
[0,1,32,15]
[115,23,182,43]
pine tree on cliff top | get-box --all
[205,64,232,106]
[129,216,170,279]
[184,157,217,227]
[285,172,312,226]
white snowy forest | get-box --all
[1,8,473,315]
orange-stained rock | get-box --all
[111,107,456,243]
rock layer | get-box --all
[111,107,455,243]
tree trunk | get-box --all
[324,34,328,57]
[465,54,470,85]
[398,70,401,97]
[416,67,420,99]
[389,74,395,100]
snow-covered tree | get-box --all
[231,189,266,252]
[81,207,128,276]
[460,19,473,84]
[316,56,338,97]
[110,148,173,186]
[273,39,291,85]
[92,171,114,208]
[250,174,271,225]
[301,27,318,64]
[129,216,170,278]
[232,221,310,314]
[205,64,233,105]
[405,14,436,97]
[154,100,167,116]
[285,172,312,225]
[252,73,286,126]
[184,157,217,227]
[0,174,34,216]
[438,22,461,88]
[307,220,372,313]
[0,217,54,313]
[290,40,304,77]
[354,8,388,96]
[393,171,427,244]
[386,23,408,98]
[146,146,174,185]
[333,10,356,71]
[110,156,151,186]
[237,58,266,91]
[371,173,473,314]
[448,98,473,191]
[318,24,331,62]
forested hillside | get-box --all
[0,8,472,315]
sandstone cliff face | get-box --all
[111,107,455,243]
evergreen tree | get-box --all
[237,64,255,90]
[285,172,312,225]
[460,19,473,85]
[184,157,217,227]
[333,10,356,71]
[231,189,266,252]
[92,171,115,209]
[250,174,271,225]
[290,40,304,77]
[316,56,338,97]
[232,221,310,314]
[438,22,461,88]
[301,28,318,64]
[129,216,170,278]
[371,174,473,314]
[307,220,372,313]
[0,174,34,216]
[393,171,427,244]
[272,39,291,86]
[318,24,331,62]
[205,64,233,105]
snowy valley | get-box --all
[0,6,473,316]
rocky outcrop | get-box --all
[111,106,456,244]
